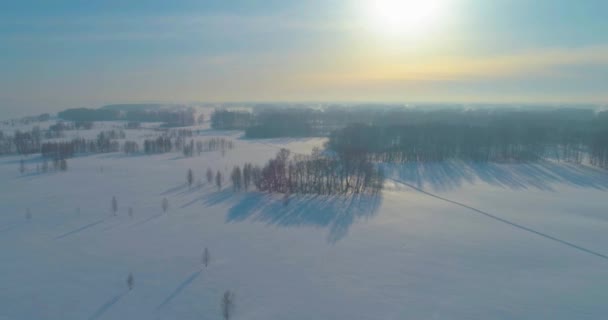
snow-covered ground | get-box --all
[1,125,608,319]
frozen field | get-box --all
[1,130,608,319]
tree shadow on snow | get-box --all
[213,192,383,243]
[156,269,203,310]
[87,290,128,320]
[383,160,608,192]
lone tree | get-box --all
[187,168,194,188]
[127,273,134,291]
[221,290,235,320]
[215,171,223,191]
[112,196,118,216]
[202,247,210,268]
[19,159,25,174]
[128,207,134,218]
[162,197,169,213]
[59,159,68,171]
[206,168,213,184]
[230,166,242,192]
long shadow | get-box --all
[161,184,187,196]
[391,178,608,262]
[384,160,608,192]
[0,221,25,233]
[55,219,105,240]
[224,192,382,243]
[156,269,203,310]
[129,213,164,229]
[87,291,128,320]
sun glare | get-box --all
[365,0,444,37]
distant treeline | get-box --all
[327,110,608,167]
[210,107,608,168]
[143,137,234,156]
[212,107,608,139]
[41,130,126,159]
[58,107,197,127]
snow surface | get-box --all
[1,126,608,320]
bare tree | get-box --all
[206,168,213,184]
[215,171,223,191]
[283,192,290,207]
[221,290,235,320]
[202,247,210,268]
[112,196,118,216]
[128,207,134,218]
[230,166,242,192]
[127,273,134,290]
[19,159,25,174]
[42,159,49,173]
[187,168,194,189]
[162,197,169,213]
[59,159,68,171]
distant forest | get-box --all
[211,107,608,167]
[58,105,197,127]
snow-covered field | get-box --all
[1,125,608,319]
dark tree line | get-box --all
[230,149,384,195]
[328,121,608,166]
[58,107,196,127]
[210,109,254,130]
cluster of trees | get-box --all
[123,141,139,154]
[183,138,235,157]
[0,127,44,155]
[210,110,254,130]
[228,149,384,195]
[143,136,235,156]
[143,137,173,154]
[328,120,608,165]
[320,108,608,167]
[58,107,196,127]
[41,142,75,159]
[245,109,314,138]
[20,158,67,174]
[590,129,608,168]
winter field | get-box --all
[1,120,608,320]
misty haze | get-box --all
[1,1,608,320]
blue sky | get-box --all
[1,0,607,117]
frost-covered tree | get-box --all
[112,196,118,215]
[215,171,223,191]
[162,197,169,213]
[127,273,134,290]
[202,247,210,268]
[206,168,213,184]
[187,168,194,188]
[221,290,235,320]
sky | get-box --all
[1,0,608,118]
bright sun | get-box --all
[365,0,444,37]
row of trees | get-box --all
[58,107,197,127]
[20,158,67,174]
[328,122,608,166]
[223,149,384,195]
[182,138,235,157]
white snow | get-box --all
[1,124,608,320]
